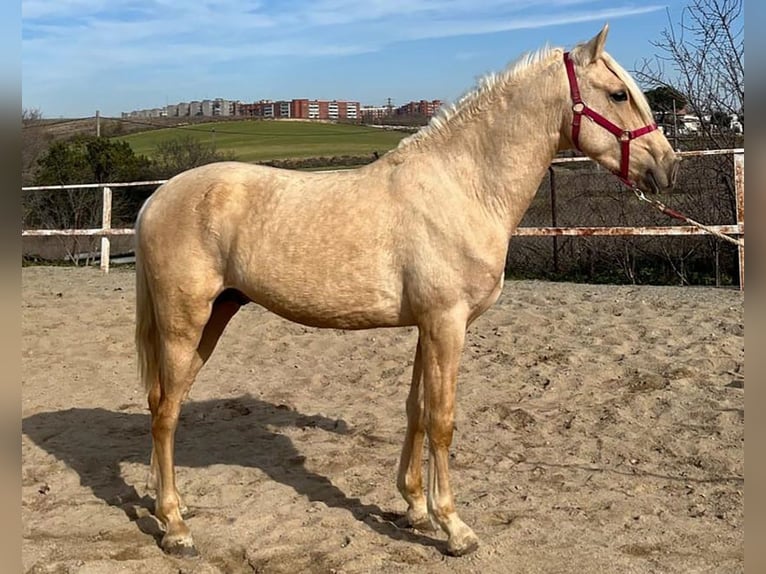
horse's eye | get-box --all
[610,90,628,103]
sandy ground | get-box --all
[22,266,744,574]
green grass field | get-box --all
[117,120,411,163]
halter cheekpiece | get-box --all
[563,51,657,187]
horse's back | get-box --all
[139,161,286,233]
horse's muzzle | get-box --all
[643,155,681,194]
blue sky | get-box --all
[22,0,694,119]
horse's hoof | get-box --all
[164,541,199,558]
[446,532,480,557]
[161,534,199,557]
[408,513,438,532]
[396,509,437,531]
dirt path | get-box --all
[22,267,744,573]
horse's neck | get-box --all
[478,91,563,230]
[404,65,564,235]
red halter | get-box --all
[563,51,657,187]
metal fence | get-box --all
[22,149,744,288]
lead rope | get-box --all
[631,187,744,247]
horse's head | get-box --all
[561,25,680,193]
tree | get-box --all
[33,136,153,186]
[644,86,687,134]
[85,138,154,183]
[635,0,744,149]
[22,108,43,122]
[151,135,235,179]
[633,0,743,287]
[644,86,687,116]
[26,137,154,264]
[708,110,732,130]
[33,140,92,186]
[22,108,51,186]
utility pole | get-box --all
[96,110,101,137]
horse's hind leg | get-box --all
[396,340,435,531]
[146,297,244,515]
[151,294,241,556]
[146,296,241,512]
[150,333,202,556]
[420,311,479,556]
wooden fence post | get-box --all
[549,166,559,275]
[100,186,112,273]
[733,152,744,290]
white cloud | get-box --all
[23,1,665,66]
[22,0,669,115]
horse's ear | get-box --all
[580,24,609,63]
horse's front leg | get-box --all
[420,312,479,556]
[396,340,435,531]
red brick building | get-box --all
[396,100,443,117]
[237,99,360,121]
[235,98,442,122]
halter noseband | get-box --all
[563,51,657,187]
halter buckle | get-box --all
[572,102,585,113]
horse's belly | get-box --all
[238,276,411,330]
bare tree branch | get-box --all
[634,0,744,149]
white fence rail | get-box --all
[22,149,744,287]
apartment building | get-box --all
[123,98,436,122]
[238,99,361,121]
[122,98,235,119]
[396,99,443,117]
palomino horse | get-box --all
[135,25,679,557]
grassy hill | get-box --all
[117,120,412,163]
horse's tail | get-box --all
[135,218,160,396]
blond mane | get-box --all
[397,43,654,149]
[399,45,561,147]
